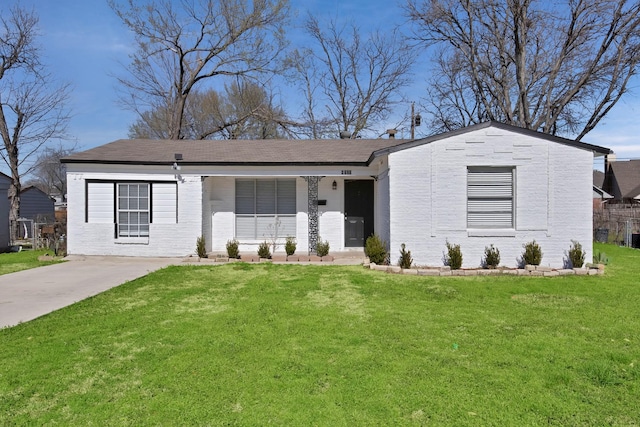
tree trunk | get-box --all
[8,174,21,244]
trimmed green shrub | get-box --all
[484,245,500,269]
[285,236,296,256]
[522,240,543,266]
[196,235,207,259]
[365,234,389,265]
[316,238,330,257]
[593,250,609,265]
[568,240,586,268]
[445,241,463,270]
[257,241,271,259]
[226,239,240,259]
[398,243,413,269]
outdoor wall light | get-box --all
[332,180,337,190]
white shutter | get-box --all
[87,182,114,223]
[153,183,177,224]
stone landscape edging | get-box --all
[365,262,605,276]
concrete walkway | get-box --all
[0,255,179,329]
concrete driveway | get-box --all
[0,255,182,329]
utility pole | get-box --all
[410,102,421,139]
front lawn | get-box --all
[0,243,638,425]
[0,249,62,276]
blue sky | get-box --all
[5,0,640,172]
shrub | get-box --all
[365,234,389,265]
[568,240,586,268]
[316,238,330,257]
[398,243,413,269]
[445,241,463,270]
[196,235,207,259]
[484,245,501,269]
[593,250,609,265]
[522,240,543,266]
[257,241,271,259]
[226,239,240,259]
[285,236,296,256]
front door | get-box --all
[344,180,374,247]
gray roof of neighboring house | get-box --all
[593,170,605,188]
[608,160,640,199]
[21,185,54,198]
[62,121,612,166]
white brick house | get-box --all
[62,122,610,267]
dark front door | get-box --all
[344,180,374,247]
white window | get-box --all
[467,167,514,228]
[235,179,296,239]
[117,183,149,237]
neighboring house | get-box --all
[593,170,613,209]
[0,172,9,250]
[62,121,611,268]
[19,185,56,223]
[603,158,640,204]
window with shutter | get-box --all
[235,179,296,239]
[467,167,514,229]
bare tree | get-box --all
[110,0,289,140]
[292,16,415,139]
[128,81,290,139]
[0,5,70,242]
[28,144,77,202]
[406,0,640,139]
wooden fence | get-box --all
[593,204,640,247]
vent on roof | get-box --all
[386,129,397,139]
[339,131,352,139]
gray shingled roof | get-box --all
[62,138,409,166]
[593,170,605,188]
[609,160,640,199]
[62,121,611,166]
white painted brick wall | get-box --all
[388,128,594,268]
[67,172,202,257]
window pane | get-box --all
[467,168,514,228]
[256,180,276,214]
[236,180,255,214]
[278,215,296,237]
[119,197,128,210]
[236,216,255,239]
[117,183,150,238]
[277,179,296,214]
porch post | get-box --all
[303,176,321,255]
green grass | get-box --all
[1,243,638,425]
[0,249,63,276]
